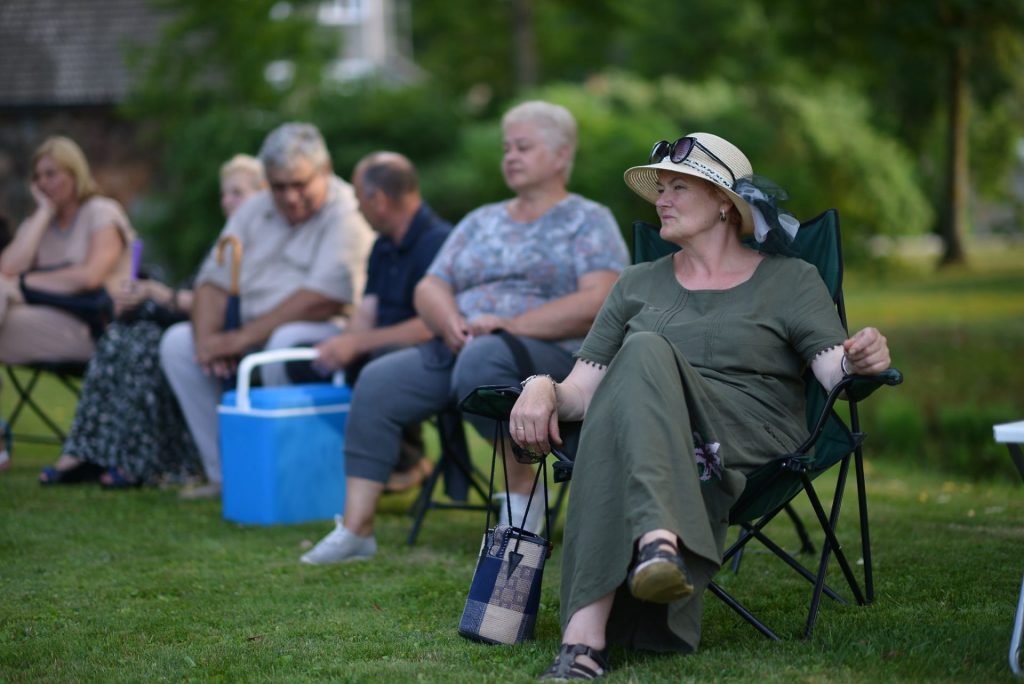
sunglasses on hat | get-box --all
[649,137,736,187]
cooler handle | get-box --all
[235,347,320,411]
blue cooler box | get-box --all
[218,349,351,525]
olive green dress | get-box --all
[562,252,848,653]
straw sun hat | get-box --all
[623,132,757,236]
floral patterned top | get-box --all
[426,194,629,351]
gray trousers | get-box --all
[159,320,341,483]
[344,334,574,483]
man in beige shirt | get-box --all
[160,122,373,499]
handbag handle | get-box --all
[486,330,553,542]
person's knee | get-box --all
[451,335,514,398]
[160,322,194,369]
[265,323,305,350]
[619,331,674,359]
[265,321,338,350]
[350,353,399,406]
[613,332,678,380]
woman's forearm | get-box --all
[555,359,606,421]
[414,275,460,337]
[506,270,619,341]
[21,265,107,293]
[18,224,123,294]
[191,283,229,338]
[0,208,51,276]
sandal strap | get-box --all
[541,643,609,680]
[636,538,680,564]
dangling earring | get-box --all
[719,209,727,222]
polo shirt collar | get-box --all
[393,204,432,253]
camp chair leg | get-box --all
[784,503,816,555]
[729,546,744,574]
[800,467,866,639]
[724,504,843,602]
[729,502,814,574]
[4,366,39,430]
[854,445,874,604]
[722,498,791,574]
[707,581,781,641]
[849,400,874,604]
[406,447,493,546]
[5,366,73,444]
[406,462,447,545]
[744,525,847,604]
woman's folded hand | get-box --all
[843,326,891,375]
[510,377,561,456]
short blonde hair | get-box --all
[32,136,99,202]
[502,100,578,182]
[219,154,266,191]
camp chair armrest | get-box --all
[461,384,582,469]
[839,367,904,403]
[459,384,521,421]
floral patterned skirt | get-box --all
[64,321,201,483]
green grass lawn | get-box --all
[2,452,1022,683]
[2,240,1023,682]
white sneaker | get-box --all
[495,490,548,536]
[300,515,377,565]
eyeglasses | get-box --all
[269,171,319,195]
[649,137,736,187]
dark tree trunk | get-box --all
[938,39,969,266]
[512,0,538,93]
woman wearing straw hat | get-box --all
[509,133,893,679]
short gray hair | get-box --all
[259,122,330,173]
[502,100,578,182]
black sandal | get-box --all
[539,643,609,681]
[627,538,694,604]
[100,468,142,490]
[38,461,104,486]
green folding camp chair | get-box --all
[4,362,85,445]
[460,209,903,640]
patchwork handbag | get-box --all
[458,431,553,645]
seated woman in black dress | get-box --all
[38,154,266,486]
[509,132,893,679]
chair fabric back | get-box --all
[630,210,857,523]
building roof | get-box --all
[0,0,166,107]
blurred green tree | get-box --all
[123,0,1023,276]
[776,0,1024,265]
[410,0,783,106]
[123,0,331,278]
[423,73,931,257]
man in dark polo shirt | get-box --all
[310,151,451,491]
